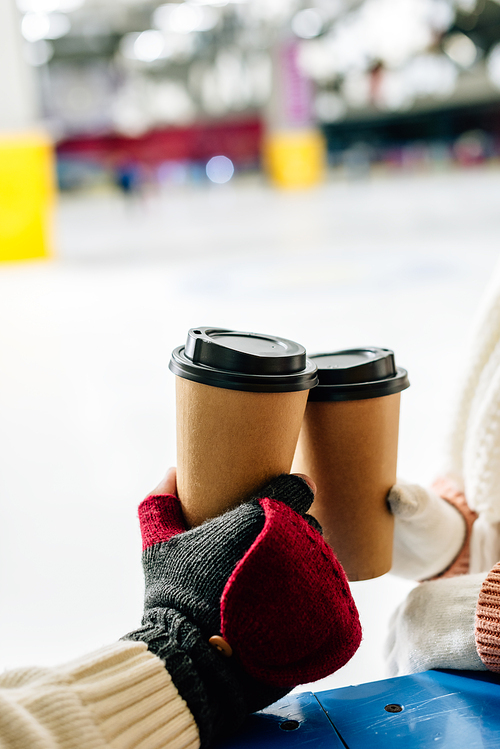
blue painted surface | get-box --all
[318,669,500,748]
[222,670,500,748]
[216,691,345,749]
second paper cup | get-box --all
[293,348,409,581]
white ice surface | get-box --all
[1,167,499,691]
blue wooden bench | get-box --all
[218,669,500,748]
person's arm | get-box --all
[385,571,488,676]
[388,476,477,581]
[123,471,361,747]
[0,472,362,749]
[385,558,500,677]
[0,641,199,749]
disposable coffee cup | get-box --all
[292,348,409,581]
[169,327,318,527]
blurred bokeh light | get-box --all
[5,0,500,694]
[4,0,500,190]
[206,153,234,181]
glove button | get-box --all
[209,635,233,657]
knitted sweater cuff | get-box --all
[475,562,500,671]
[65,641,200,749]
[431,476,478,578]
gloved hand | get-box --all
[124,471,362,748]
[384,573,488,676]
[388,481,467,580]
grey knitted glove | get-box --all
[124,473,362,747]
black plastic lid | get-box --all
[307,347,409,401]
[169,327,318,392]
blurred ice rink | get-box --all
[1,166,499,691]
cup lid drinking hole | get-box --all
[169,327,318,393]
[307,347,409,401]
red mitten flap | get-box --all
[220,498,362,687]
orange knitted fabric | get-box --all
[431,476,478,578]
[476,562,500,671]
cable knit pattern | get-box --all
[431,476,477,578]
[387,264,500,676]
[463,354,500,523]
[476,562,500,672]
[72,642,199,749]
[445,259,500,483]
[125,476,361,747]
[0,641,200,749]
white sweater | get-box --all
[444,257,500,572]
[0,640,200,749]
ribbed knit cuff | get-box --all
[475,562,500,672]
[65,641,200,749]
[431,476,478,578]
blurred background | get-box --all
[8,0,500,194]
[2,0,500,697]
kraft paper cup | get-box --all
[292,348,409,581]
[169,327,317,527]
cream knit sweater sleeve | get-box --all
[0,640,200,749]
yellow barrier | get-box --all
[0,131,55,261]
[264,128,326,189]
